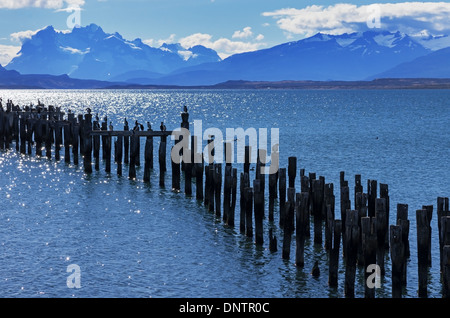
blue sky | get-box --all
[1,0,450,64]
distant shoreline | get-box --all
[2,78,450,90]
[101,78,450,90]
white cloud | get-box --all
[232,26,253,39]
[10,27,70,43]
[179,33,266,59]
[10,29,42,42]
[255,34,264,41]
[262,2,450,37]
[0,0,84,9]
[0,44,20,65]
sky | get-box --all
[1,0,450,64]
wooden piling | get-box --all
[195,162,204,201]
[279,168,287,229]
[443,245,450,298]
[223,166,232,224]
[416,209,430,298]
[214,163,222,218]
[71,121,79,165]
[397,203,410,286]
[171,145,181,191]
[269,173,276,222]
[159,136,166,187]
[295,192,309,267]
[129,133,138,180]
[116,134,123,176]
[288,157,296,189]
[361,216,377,298]
[245,187,253,238]
[375,198,387,275]
[390,225,405,298]
[254,179,264,245]
[143,134,153,182]
[344,210,359,298]
[329,219,342,288]
[312,179,324,245]
[83,113,93,174]
[368,179,377,217]
[422,204,433,266]
[282,189,295,260]
[440,217,450,276]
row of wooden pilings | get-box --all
[0,103,449,298]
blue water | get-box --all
[0,89,449,298]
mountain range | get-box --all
[2,24,450,88]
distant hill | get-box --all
[0,63,121,89]
[369,47,450,79]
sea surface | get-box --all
[0,89,449,298]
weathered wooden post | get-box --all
[312,179,324,245]
[245,187,253,238]
[19,114,26,154]
[171,145,181,191]
[416,209,430,298]
[44,120,52,160]
[325,183,335,251]
[380,183,390,249]
[440,217,450,277]
[375,198,387,275]
[329,219,342,288]
[195,161,204,201]
[129,132,138,180]
[244,145,251,175]
[282,189,295,260]
[269,173,277,222]
[279,168,287,229]
[288,157,297,189]
[367,179,377,217]
[26,115,33,156]
[443,245,450,298]
[54,121,63,162]
[143,131,153,182]
[344,210,359,298]
[0,110,4,150]
[159,135,167,187]
[390,225,405,298]
[230,168,237,227]
[296,192,309,268]
[301,175,311,238]
[354,174,362,206]
[123,119,129,164]
[208,165,215,213]
[83,113,93,174]
[254,179,264,245]
[214,163,222,218]
[438,197,449,272]
[422,204,433,266]
[71,121,79,165]
[223,165,232,224]
[361,216,377,298]
[116,134,123,176]
[397,203,410,286]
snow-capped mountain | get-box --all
[5,24,222,81]
[146,30,432,85]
